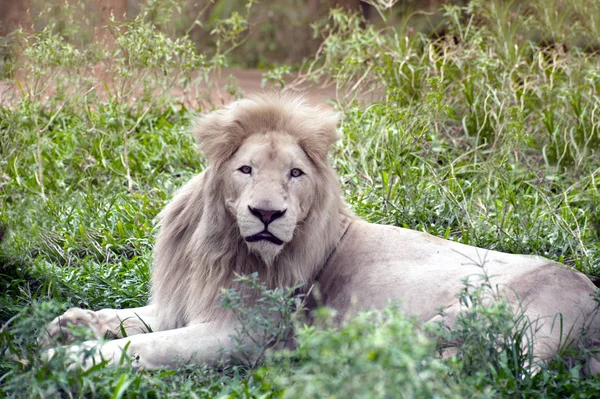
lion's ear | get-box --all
[192,108,246,164]
[296,108,341,162]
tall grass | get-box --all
[307,0,600,272]
[1,0,600,397]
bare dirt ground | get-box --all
[0,68,340,109]
[206,68,340,106]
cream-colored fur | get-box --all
[43,93,600,372]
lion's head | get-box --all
[151,92,352,329]
[194,92,343,264]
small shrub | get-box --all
[259,307,462,399]
[220,273,301,369]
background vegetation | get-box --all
[1,0,600,397]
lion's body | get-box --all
[321,219,598,362]
[44,93,600,372]
[324,219,593,319]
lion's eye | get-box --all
[290,168,304,178]
[238,165,252,174]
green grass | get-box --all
[2,0,600,397]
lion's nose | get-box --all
[248,206,287,225]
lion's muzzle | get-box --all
[245,206,287,245]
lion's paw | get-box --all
[43,340,127,370]
[39,307,105,346]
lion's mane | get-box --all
[151,93,352,330]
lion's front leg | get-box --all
[58,321,236,370]
[41,305,157,346]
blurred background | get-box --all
[0,1,453,68]
[3,0,599,105]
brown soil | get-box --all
[0,68,340,109]
[207,68,339,106]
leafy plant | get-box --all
[220,273,302,369]
[262,307,463,399]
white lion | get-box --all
[43,92,600,372]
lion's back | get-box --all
[316,220,587,321]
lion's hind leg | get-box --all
[425,300,540,371]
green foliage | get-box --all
[313,1,600,273]
[0,301,260,398]
[220,273,300,368]
[2,0,600,397]
[433,264,540,397]
[263,308,463,399]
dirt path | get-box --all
[0,68,340,109]
[209,68,339,106]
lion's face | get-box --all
[223,132,316,264]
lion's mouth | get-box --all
[245,231,284,245]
